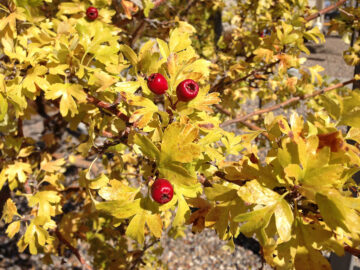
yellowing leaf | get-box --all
[45,83,86,117]
[5,161,32,183]
[133,133,160,161]
[275,199,294,242]
[28,191,61,219]
[120,0,139,19]
[160,122,201,164]
[22,66,49,93]
[234,204,277,233]
[308,65,324,84]
[122,93,158,128]
[159,161,197,186]
[119,44,138,66]
[145,214,162,238]
[126,211,146,244]
[99,180,139,201]
[1,198,19,223]
[115,81,141,94]
[6,221,21,238]
[96,199,141,219]
[173,193,190,227]
[157,38,170,59]
[40,158,66,173]
[187,86,220,113]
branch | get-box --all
[344,245,360,258]
[86,94,130,123]
[129,0,167,46]
[214,104,270,139]
[304,0,346,22]
[220,78,355,128]
[211,61,279,93]
[55,228,93,270]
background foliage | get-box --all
[1,0,360,269]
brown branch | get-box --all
[55,228,93,270]
[17,118,23,137]
[220,78,355,128]
[304,0,346,22]
[214,104,270,139]
[344,245,360,258]
[86,94,129,123]
[129,239,159,270]
[211,61,279,93]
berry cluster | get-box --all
[147,73,199,102]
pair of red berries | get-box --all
[86,6,98,21]
[147,73,199,102]
[151,178,174,204]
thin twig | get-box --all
[304,0,346,22]
[86,94,129,123]
[210,61,279,93]
[214,104,270,139]
[220,78,355,128]
[55,228,93,270]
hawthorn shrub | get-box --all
[1,0,360,269]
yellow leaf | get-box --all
[6,221,21,238]
[40,158,66,173]
[45,83,86,117]
[22,66,49,93]
[5,161,32,183]
[160,122,201,164]
[28,191,61,219]
[146,214,162,238]
[99,180,139,201]
[1,198,19,223]
[126,211,146,244]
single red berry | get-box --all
[151,178,174,204]
[176,79,199,102]
[86,7,98,21]
[147,73,168,95]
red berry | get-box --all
[151,178,173,204]
[147,73,168,95]
[86,7,98,21]
[176,79,199,102]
